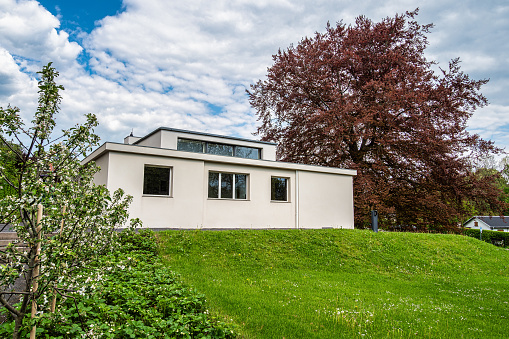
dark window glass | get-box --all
[208,172,248,199]
[177,139,204,153]
[177,138,261,160]
[207,143,233,156]
[271,177,288,201]
[143,166,170,195]
[208,172,219,198]
[235,146,260,159]
[221,173,233,198]
[235,174,247,199]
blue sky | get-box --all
[1,0,509,163]
[38,0,123,33]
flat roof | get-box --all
[84,142,357,176]
[134,127,277,146]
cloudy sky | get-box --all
[1,0,508,153]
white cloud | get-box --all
[0,48,38,123]
[0,0,82,69]
[469,104,509,131]
[0,0,508,151]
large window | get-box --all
[177,139,204,153]
[235,146,260,159]
[271,177,288,201]
[143,166,171,196]
[177,138,261,159]
[208,172,247,199]
[207,143,234,156]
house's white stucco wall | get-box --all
[93,153,109,188]
[104,152,205,228]
[203,163,296,228]
[85,141,356,229]
[136,130,162,148]
[297,171,354,229]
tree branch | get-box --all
[0,134,23,160]
[0,293,21,317]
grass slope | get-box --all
[157,229,509,338]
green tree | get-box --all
[469,155,509,216]
[0,63,137,339]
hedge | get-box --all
[463,228,509,248]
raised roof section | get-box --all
[130,127,277,161]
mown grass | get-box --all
[157,229,509,338]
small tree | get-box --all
[249,10,506,231]
[0,63,136,339]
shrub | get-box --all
[117,227,158,256]
[0,229,237,338]
[464,228,509,247]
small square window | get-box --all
[271,177,288,201]
[143,166,171,195]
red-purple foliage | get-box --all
[248,10,506,231]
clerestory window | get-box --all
[177,138,261,159]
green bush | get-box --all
[117,228,159,256]
[464,228,509,247]
[0,229,236,338]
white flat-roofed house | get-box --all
[83,127,357,229]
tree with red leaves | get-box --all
[248,10,506,231]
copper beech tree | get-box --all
[248,10,506,231]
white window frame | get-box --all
[208,171,248,200]
[142,165,172,197]
[271,176,289,202]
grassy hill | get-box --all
[157,229,509,338]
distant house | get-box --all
[83,127,357,229]
[463,216,509,232]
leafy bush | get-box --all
[464,228,509,247]
[117,227,158,256]
[0,229,236,338]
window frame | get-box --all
[208,171,248,200]
[177,138,261,159]
[205,142,234,157]
[142,165,172,197]
[177,138,205,153]
[271,176,289,202]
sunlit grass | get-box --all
[157,229,509,338]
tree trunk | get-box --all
[12,306,26,339]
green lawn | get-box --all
[157,229,509,338]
